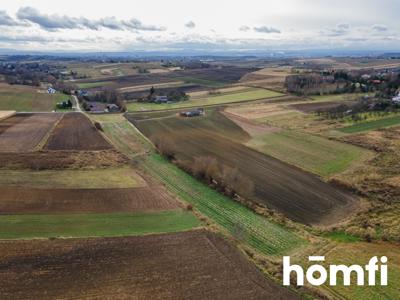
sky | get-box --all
[0,0,399,52]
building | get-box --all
[106,104,120,112]
[47,87,56,94]
[361,74,371,80]
[392,93,400,103]
[154,95,169,104]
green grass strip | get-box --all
[141,153,304,256]
[338,115,400,133]
[0,211,200,239]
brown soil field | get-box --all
[289,100,357,113]
[0,113,62,152]
[131,110,357,225]
[45,113,112,150]
[0,150,127,170]
[0,230,299,299]
[0,186,180,214]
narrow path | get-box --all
[72,95,82,112]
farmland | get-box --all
[321,242,400,299]
[0,230,299,299]
[67,61,165,79]
[338,115,400,133]
[45,113,112,150]
[127,88,283,111]
[75,66,256,90]
[0,186,180,214]
[76,81,112,89]
[246,129,371,176]
[129,109,357,225]
[0,113,62,152]
[142,154,304,255]
[0,149,127,170]
[0,83,70,112]
[2,54,400,300]
[0,167,145,189]
[94,114,304,255]
[0,211,199,239]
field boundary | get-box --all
[34,113,64,151]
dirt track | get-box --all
[0,186,180,214]
[45,113,112,150]
[0,230,299,299]
[0,113,62,152]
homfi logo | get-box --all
[283,256,388,286]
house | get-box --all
[106,104,120,112]
[78,90,90,97]
[361,74,371,80]
[154,95,169,104]
[47,87,56,94]
[392,93,400,103]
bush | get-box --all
[151,135,177,160]
[94,122,103,131]
[178,155,255,199]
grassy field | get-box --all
[310,93,368,102]
[67,62,163,79]
[338,115,400,133]
[126,88,283,112]
[91,114,151,156]
[0,167,145,189]
[247,130,371,177]
[142,154,304,256]
[0,84,70,111]
[321,242,400,299]
[0,211,200,239]
[177,76,228,87]
[77,81,112,89]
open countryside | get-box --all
[0,1,399,298]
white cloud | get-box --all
[372,24,388,32]
[16,6,165,32]
[185,21,196,29]
[253,26,281,34]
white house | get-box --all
[47,87,56,94]
[392,93,400,103]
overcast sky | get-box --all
[0,0,399,52]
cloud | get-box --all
[253,26,281,34]
[0,10,27,26]
[239,25,250,32]
[123,18,166,31]
[185,21,196,29]
[321,23,351,36]
[372,24,387,32]
[16,6,165,31]
[17,7,80,30]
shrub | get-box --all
[94,122,103,131]
[151,135,177,160]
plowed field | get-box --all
[0,186,180,214]
[45,113,112,150]
[130,109,357,225]
[0,230,299,299]
[0,113,62,152]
